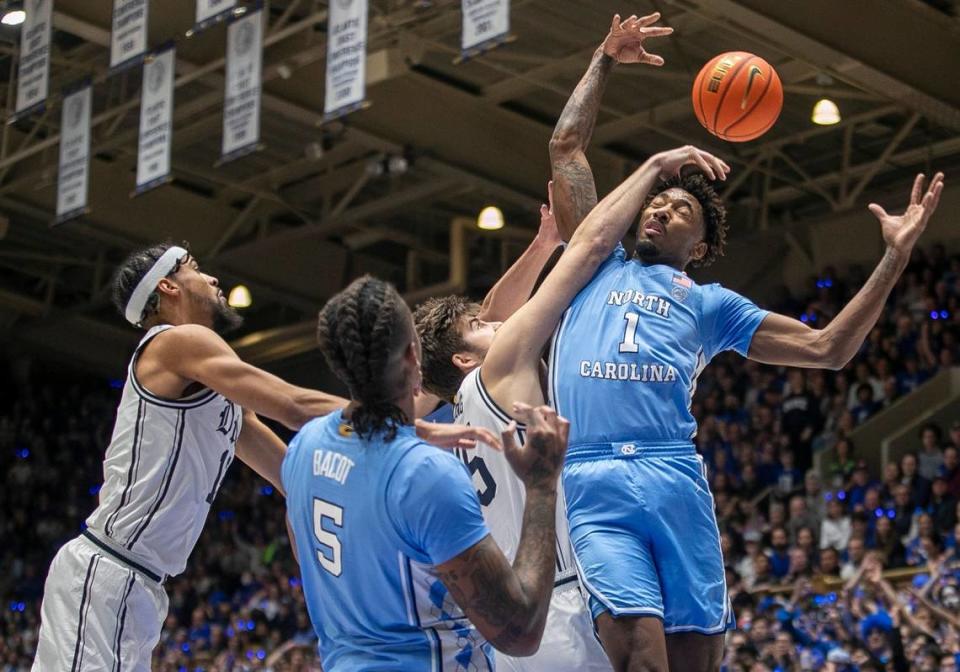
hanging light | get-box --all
[228,285,252,308]
[1,9,25,26]
[477,206,504,231]
[811,98,840,125]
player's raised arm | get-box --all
[483,146,729,403]
[748,172,945,369]
[435,404,567,656]
[476,188,563,323]
[550,13,672,241]
[151,324,348,429]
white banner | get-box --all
[221,8,263,162]
[194,0,236,31]
[136,46,175,194]
[324,0,368,120]
[110,0,149,72]
[56,83,92,223]
[14,0,53,118]
[461,0,509,56]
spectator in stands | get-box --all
[842,536,867,580]
[851,383,881,424]
[902,451,933,508]
[847,460,878,509]
[786,494,821,545]
[819,546,842,577]
[828,437,857,488]
[930,474,958,536]
[944,445,960,499]
[803,469,827,521]
[873,514,907,567]
[918,422,946,480]
[847,361,885,410]
[768,527,791,579]
[821,495,852,551]
[880,460,903,505]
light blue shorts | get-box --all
[562,441,734,635]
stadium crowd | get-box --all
[2,242,960,671]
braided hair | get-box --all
[317,275,412,441]
[111,241,187,327]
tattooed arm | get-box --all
[549,13,673,241]
[435,405,568,656]
[749,172,944,369]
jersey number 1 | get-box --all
[619,313,641,353]
[313,498,343,577]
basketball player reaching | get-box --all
[548,26,946,672]
[414,14,674,671]
[31,243,487,670]
[283,275,569,669]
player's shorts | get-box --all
[562,441,734,636]
[32,532,168,672]
[496,577,611,671]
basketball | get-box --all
[692,51,783,142]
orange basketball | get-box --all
[692,52,783,142]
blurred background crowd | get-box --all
[3,243,960,671]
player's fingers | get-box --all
[471,427,502,451]
[540,203,550,219]
[693,152,716,181]
[868,203,888,221]
[511,402,535,426]
[501,421,519,455]
[610,14,620,32]
[537,405,558,428]
[641,53,665,67]
[547,179,555,212]
[457,439,477,449]
[640,26,674,38]
[911,173,925,205]
[636,11,661,26]
[558,416,571,446]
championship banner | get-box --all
[324,0,368,121]
[110,0,149,73]
[135,45,175,195]
[13,0,53,120]
[221,6,263,163]
[461,0,510,58]
[55,82,92,224]
[192,0,236,34]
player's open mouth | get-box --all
[643,219,664,237]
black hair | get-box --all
[111,241,188,328]
[317,275,412,441]
[641,173,728,267]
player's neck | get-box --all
[633,253,685,272]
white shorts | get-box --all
[496,580,611,672]
[32,535,168,672]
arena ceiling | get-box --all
[0,0,958,377]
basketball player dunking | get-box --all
[30,243,355,670]
[547,24,946,671]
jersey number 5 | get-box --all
[313,498,344,577]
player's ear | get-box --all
[155,277,180,298]
[451,351,479,374]
[690,240,708,263]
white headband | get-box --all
[125,246,188,326]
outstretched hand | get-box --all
[602,12,673,66]
[415,419,503,451]
[869,171,944,254]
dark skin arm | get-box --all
[550,13,672,241]
[435,405,568,656]
[748,173,944,369]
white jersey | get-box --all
[452,368,575,583]
[85,325,241,578]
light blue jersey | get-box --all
[549,244,768,447]
[282,410,494,671]
[549,245,768,633]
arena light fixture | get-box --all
[811,98,840,125]
[477,206,504,231]
[228,285,252,308]
[1,9,25,26]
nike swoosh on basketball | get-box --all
[740,66,764,109]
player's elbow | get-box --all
[490,629,542,657]
[548,130,581,161]
[813,331,849,370]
